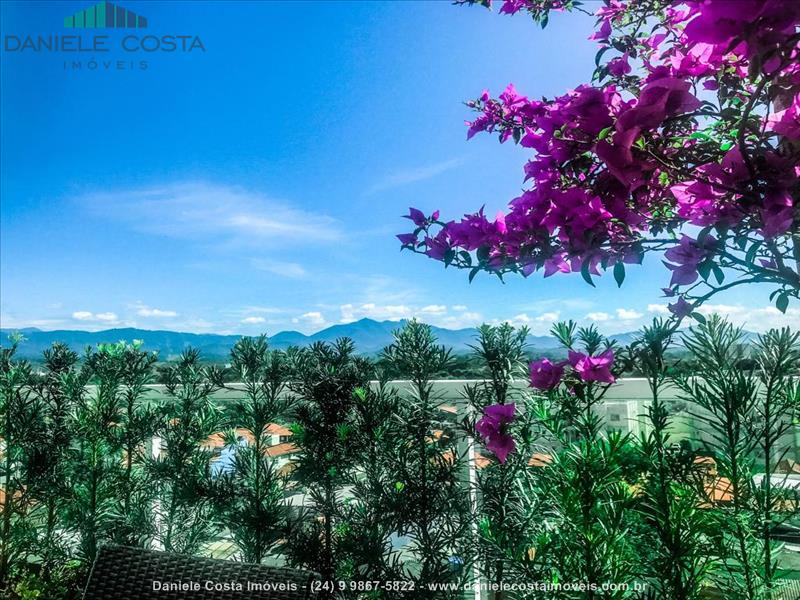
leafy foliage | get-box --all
[1,320,799,599]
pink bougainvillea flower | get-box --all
[760,189,794,239]
[499,0,530,16]
[475,403,516,464]
[668,297,694,318]
[766,96,800,140]
[568,349,616,383]
[423,230,450,260]
[495,211,507,234]
[617,78,701,132]
[396,233,417,246]
[529,358,564,390]
[663,235,716,286]
[608,54,632,76]
[543,254,571,278]
[681,0,800,60]
[671,179,728,226]
[404,207,427,227]
[760,258,778,270]
[589,18,612,41]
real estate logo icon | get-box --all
[64,1,148,29]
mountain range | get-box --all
[0,318,662,360]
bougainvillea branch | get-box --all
[399,0,800,318]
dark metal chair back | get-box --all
[83,545,319,599]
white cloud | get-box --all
[587,312,611,322]
[648,304,670,314]
[292,311,326,326]
[696,303,745,316]
[646,302,799,332]
[488,311,559,335]
[616,308,643,320]
[136,305,178,318]
[695,305,800,332]
[365,158,462,195]
[0,314,66,329]
[451,305,468,311]
[71,311,119,324]
[436,311,483,329]
[242,316,266,325]
[80,181,343,248]
[420,304,447,314]
[250,259,308,279]
[508,312,560,325]
[537,311,559,322]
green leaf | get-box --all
[735,235,748,250]
[696,226,713,245]
[692,312,706,324]
[613,262,626,287]
[597,126,613,140]
[776,293,789,314]
[394,481,405,492]
[469,267,480,283]
[581,261,596,288]
[745,241,762,264]
[444,248,456,267]
[697,261,712,281]
[712,266,725,285]
[719,141,734,151]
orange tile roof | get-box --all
[470,451,553,470]
[427,430,445,442]
[528,453,553,467]
[474,452,491,470]
[703,477,734,504]
[277,461,298,477]
[265,443,298,458]
[203,433,227,448]
[266,423,292,436]
[204,424,293,449]
[776,459,800,474]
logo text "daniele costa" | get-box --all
[3,35,205,53]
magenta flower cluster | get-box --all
[529,348,616,391]
[475,403,517,463]
[399,0,800,305]
[529,357,564,390]
[663,234,717,287]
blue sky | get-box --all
[1,0,795,336]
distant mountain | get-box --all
[1,319,484,359]
[0,327,245,360]
[0,318,745,360]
